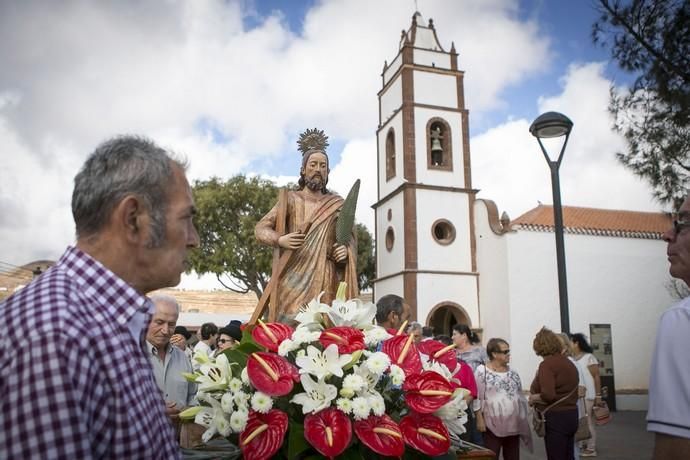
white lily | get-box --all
[327,298,377,329]
[294,293,331,327]
[194,393,229,442]
[197,354,232,392]
[434,393,469,436]
[295,344,351,379]
[290,374,338,414]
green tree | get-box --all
[355,223,375,291]
[190,176,376,296]
[593,0,690,208]
[189,175,278,297]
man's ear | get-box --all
[113,195,148,243]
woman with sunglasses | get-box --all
[475,338,532,459]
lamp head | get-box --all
[529,111,573,139]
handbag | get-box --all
[593,401,612,425]
[574,397,592,441]
[531,386,577,438]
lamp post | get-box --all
[529,111,573,334]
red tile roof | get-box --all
[511,205,671,239]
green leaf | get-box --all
[336,179,360,245]
[223,349,248,369]
[287,420,311,460]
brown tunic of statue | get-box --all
[254,130,358,323]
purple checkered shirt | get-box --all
[0,246,180,459]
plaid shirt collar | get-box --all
[59,245,153,327]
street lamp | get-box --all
[529,111,573,334]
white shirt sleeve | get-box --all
[647,299,690,439]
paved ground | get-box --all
[520,411,653,460]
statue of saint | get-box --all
[253,129,358,323]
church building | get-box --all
[372,12,675,410]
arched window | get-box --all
[385,128,396,180]
[426,118,453,171]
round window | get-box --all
[385,227,395,251]
[431,219,456,245]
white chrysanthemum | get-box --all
[240,367,250,386]
[435,394,469,436]
[389,364,406,386]
[215,413,232,437]
[229,377,243,393]
[351,396,371,420]
[221,392,235,414]
[233,390,250,407]
[364,326,392,346]
[342,374,366,392]
[250,391,273,414]
[278,338,296,356]
[336,397,353,414]
[368,393,386,416]
[230,409,248,433]
[364,352,391,376]
[339,386,355,398]
[292,326,321,345]
[296,348,307,359]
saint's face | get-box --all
[302,151,329,187]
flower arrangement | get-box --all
[181,284,469,459]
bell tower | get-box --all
[373,12,479,334]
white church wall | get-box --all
[473,200,512,343]
[383,52,402,86]
[376,193,405,278]
[417,273,479,326]
[413,49,451,69]
[380,76,402,124]
[413,70,457,110]
[378,113,404,198]
[374,275,404,305]
[413,108,464,188]
[415,189,471,272]
[503,230,675,394]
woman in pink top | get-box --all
[475,338,533,460]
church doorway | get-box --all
[427,302,470,337]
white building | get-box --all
[373,13,675,409]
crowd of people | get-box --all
[0,135,687,459]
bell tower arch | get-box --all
[373,12,480,332]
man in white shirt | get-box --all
[192,322,218,370]
[648,193,690,459]
[146,295,197,422]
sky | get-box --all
[0,0,659,289]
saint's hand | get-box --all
[332,244,348,263]
[278,232,305,250]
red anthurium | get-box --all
[240,409,288,460]
[400,412,451,456]
[246,352,299,396]
[381,334,422,376]
[304,407,352,459]
[319,326,365,354]
[416,340,458,372]
[353,414,405,457]
[403,370,454,413]
[251,320,294,352]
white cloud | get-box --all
[472,62,658,220]
[0,0,558,267]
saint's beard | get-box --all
[304,174,327,192]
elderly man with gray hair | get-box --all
[147,295,197,423]
[0,135,199,459]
